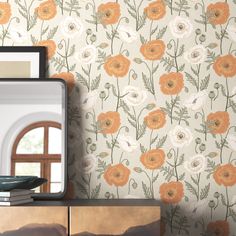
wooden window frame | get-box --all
[11,121,61,193]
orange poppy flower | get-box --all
[140,40,165,60]
[144,109,166,130]
[36,0,57,21]
[207,111,229,134]
[51,72,75,94]
[144,0,166,20]
[213,54,236,78]
[0,2,11,24]
[104,54,130,77]
[213,164,236,187]
[97,111,121,134]
[140,149,165,170]
[98,2,120,25]
[207,220,229,236]
[104,163,130,187]
[159,72,184,95]
[207,2,229,25]
[35,40,56,59]
[159,181,184,204]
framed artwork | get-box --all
[70,206,161,236]
[0,47,46,78]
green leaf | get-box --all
[142,182,152,199]
[91,183,101,199]
[47,26,58,39]
[185,181,198,198]
[156,26,167,39]
[200,183,210,200]
[140,144,147,153]
[91,74,101,91]
[200,74,210,90]
[140,34,147,44]
[185,72,198,88]
[156,135,167,148]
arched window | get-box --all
[11,121,62,193]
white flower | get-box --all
[117,134,138,153]
[184,90,207,111]
[79,154,97,174]
[169,16,193,39]
[227,135,236,152]
[80,91,98,110]
[60,16,84,38]
[184,45,207,64]
[75,45,97,64]
[184,155,206,174]
[231,196,236,212]
[9,26,28,43]
[123,86,147,106]
[169,125,193,148]
[227,25,236,42]
[118,25,138,43]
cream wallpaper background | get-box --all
[1,0,236,235]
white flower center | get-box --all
[177,23,186,31]
[191,51,200,58]
[68,23,76,31]
[131,92,138,98]
[177,132,185,140]
[191,160,200,168]
[82,51,91,59]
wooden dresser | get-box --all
[0,200,161,235]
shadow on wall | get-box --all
[65,82,86,199]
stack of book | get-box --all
[0,189,34,206]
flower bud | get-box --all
[132,73,137,80]
[105,82,111,89]
[195,137,201,144]
[58,43,63,50]
[207,152,218,158]
[105,192,110,199]
[146,103,156,110]
[214,83,220,89]
[132,182,138,189]
[167,152,172,158]
[90,34,97,42]
[209,91,215,99]
[99,152,109,158]
[199,34,206,42]
[133,58,143,64]
[86,137,92,144]
[214,192,220,199]
[199,143,206,152]
[195,28,201,35]
[134,167,142,173]
[99,91,106,99]
[167,43,172,49]
[208,200,215,208]
[90,143,97,152]
[86,28,92,35]
[98,42,109,49]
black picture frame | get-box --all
[0,47,46,78]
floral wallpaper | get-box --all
[1,0,236,235]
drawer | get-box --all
[70,206,160,235]
[0,206,68,235]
